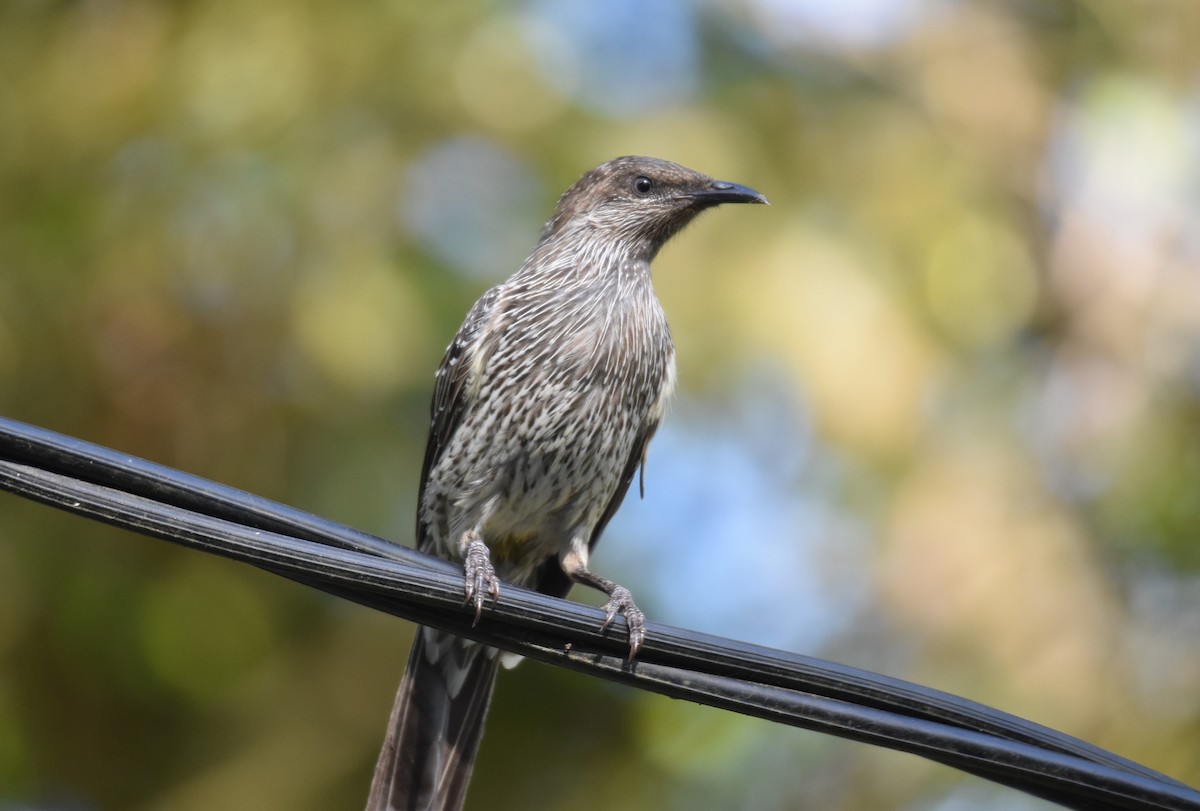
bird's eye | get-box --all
[632,176,653,196]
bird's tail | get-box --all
[366,628,500,811]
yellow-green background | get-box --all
[2,1,1198,809]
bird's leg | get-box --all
[460,529,499,624]
[561,546,645,658]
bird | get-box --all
[366,156,767,811]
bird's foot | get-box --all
[600,585,645,660]
[462,533,499,625]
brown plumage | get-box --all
[367,156,766,811]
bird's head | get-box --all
[539,156,767,258]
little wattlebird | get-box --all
[367,156,767,811]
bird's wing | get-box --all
[533,419,660,599]
[591,419,659,551]
[416,285,502,552]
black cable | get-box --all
[2,417,1198,810]
[0,417,1175,784]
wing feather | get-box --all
[416,286,503,552]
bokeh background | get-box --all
[2,0,1199,809]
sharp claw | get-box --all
[462,535,499,627]
[599,586,646,661]
[625,606,646,661]
[471,584,484,625]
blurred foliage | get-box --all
[2,0,1199,809]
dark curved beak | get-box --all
[690,179,769,206]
